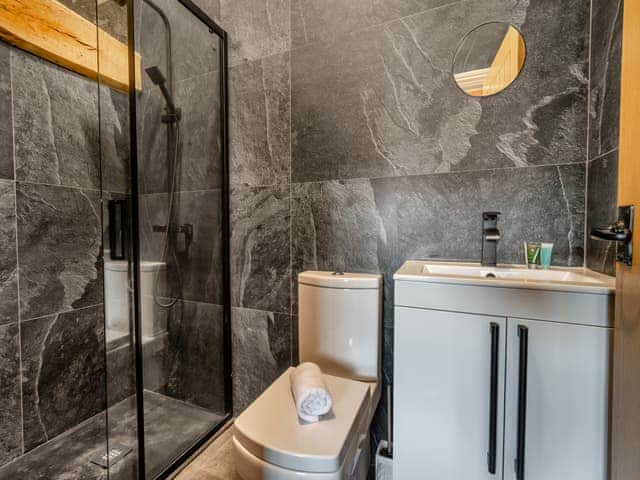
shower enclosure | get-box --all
[0,0,230,479]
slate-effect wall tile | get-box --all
[232,308,291,414]
[291,0,458,48]
[176,71,223,191]
[587,151,619,276]
[21,306,106,452]
[0,180,18,326]
[230,52,291,188]
[165,301,226,412]
[292,0,589,183]
[291,179,384,275]
[11,50,101,190]
[219,0,291,66]
[371,164,586,268]
[231,185,291,314]
[99,87,130,194]
[0,323,22,466]
[589,0,623,159]
[0,43,12,180]
[137,0,220,84]
[16,183,102,321]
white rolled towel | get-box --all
[290,362,333,423]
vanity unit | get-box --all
[393,261,615,480]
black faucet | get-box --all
[481,212,501,266]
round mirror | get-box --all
[453,22,526,97]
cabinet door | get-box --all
[503,319,611,480]
[394,307,506,480]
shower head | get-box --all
[145,66,181,123]
[145,66,166,86]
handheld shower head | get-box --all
[145,66,166,86]
[145,66,181,123]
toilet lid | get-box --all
[234,368,370,474]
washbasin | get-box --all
[422,263,601,283]
[395,261,615,294]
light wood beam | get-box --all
[0,0,140,92]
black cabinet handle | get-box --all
[488,322,500,474]
[515,325,529,480]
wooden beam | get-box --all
[0,0,140,92]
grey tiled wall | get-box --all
[0,44,125,465]
[193,0,295,415]
[587,0,623,276]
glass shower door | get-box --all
[131,0,230,478]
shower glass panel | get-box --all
[132,0,231,478]
[0,0,228,477]
[98,1,141,479]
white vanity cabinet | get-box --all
[393,261,615,480]
[394,308,507,480]
[502,318,611,480]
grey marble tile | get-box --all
[219,0,291,66]
[230,52,291,188]
[138,0,220,85]
[100,87,131,194]
[0,323,22,467]
[58,0,97,23]
[165,301,226,412]
[589,0,623,159]
[291,0,458,48]
[0,180,18,327]
[137,72,222,195]
[291,165,585,288]
[587,151,618,276]
[139,190,225,304]
[291,0,589,183]
[232,308,291,414]
[0,43,12,181]
[139,192,170,262]
[370,165,586,268]
[230,185,291,314]
[16,183,103,321]
[135,0,222,192]
[291,179,384,275]
[97,0,129,44]
[21,306,106,452]
[170,189,225,305]
[176,71,223,191]
[107,343,136,408]
[11,49,101,190]
[136,89,170,194]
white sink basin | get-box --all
[423,263,602,283]
[395,261,615,294]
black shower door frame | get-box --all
[125,1,232,478]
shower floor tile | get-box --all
[0,390,226,480]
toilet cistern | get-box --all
[481,211,501,267]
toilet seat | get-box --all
[234,368,374,477]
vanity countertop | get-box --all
[394,261,616,295]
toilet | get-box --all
[234,271,383,480]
